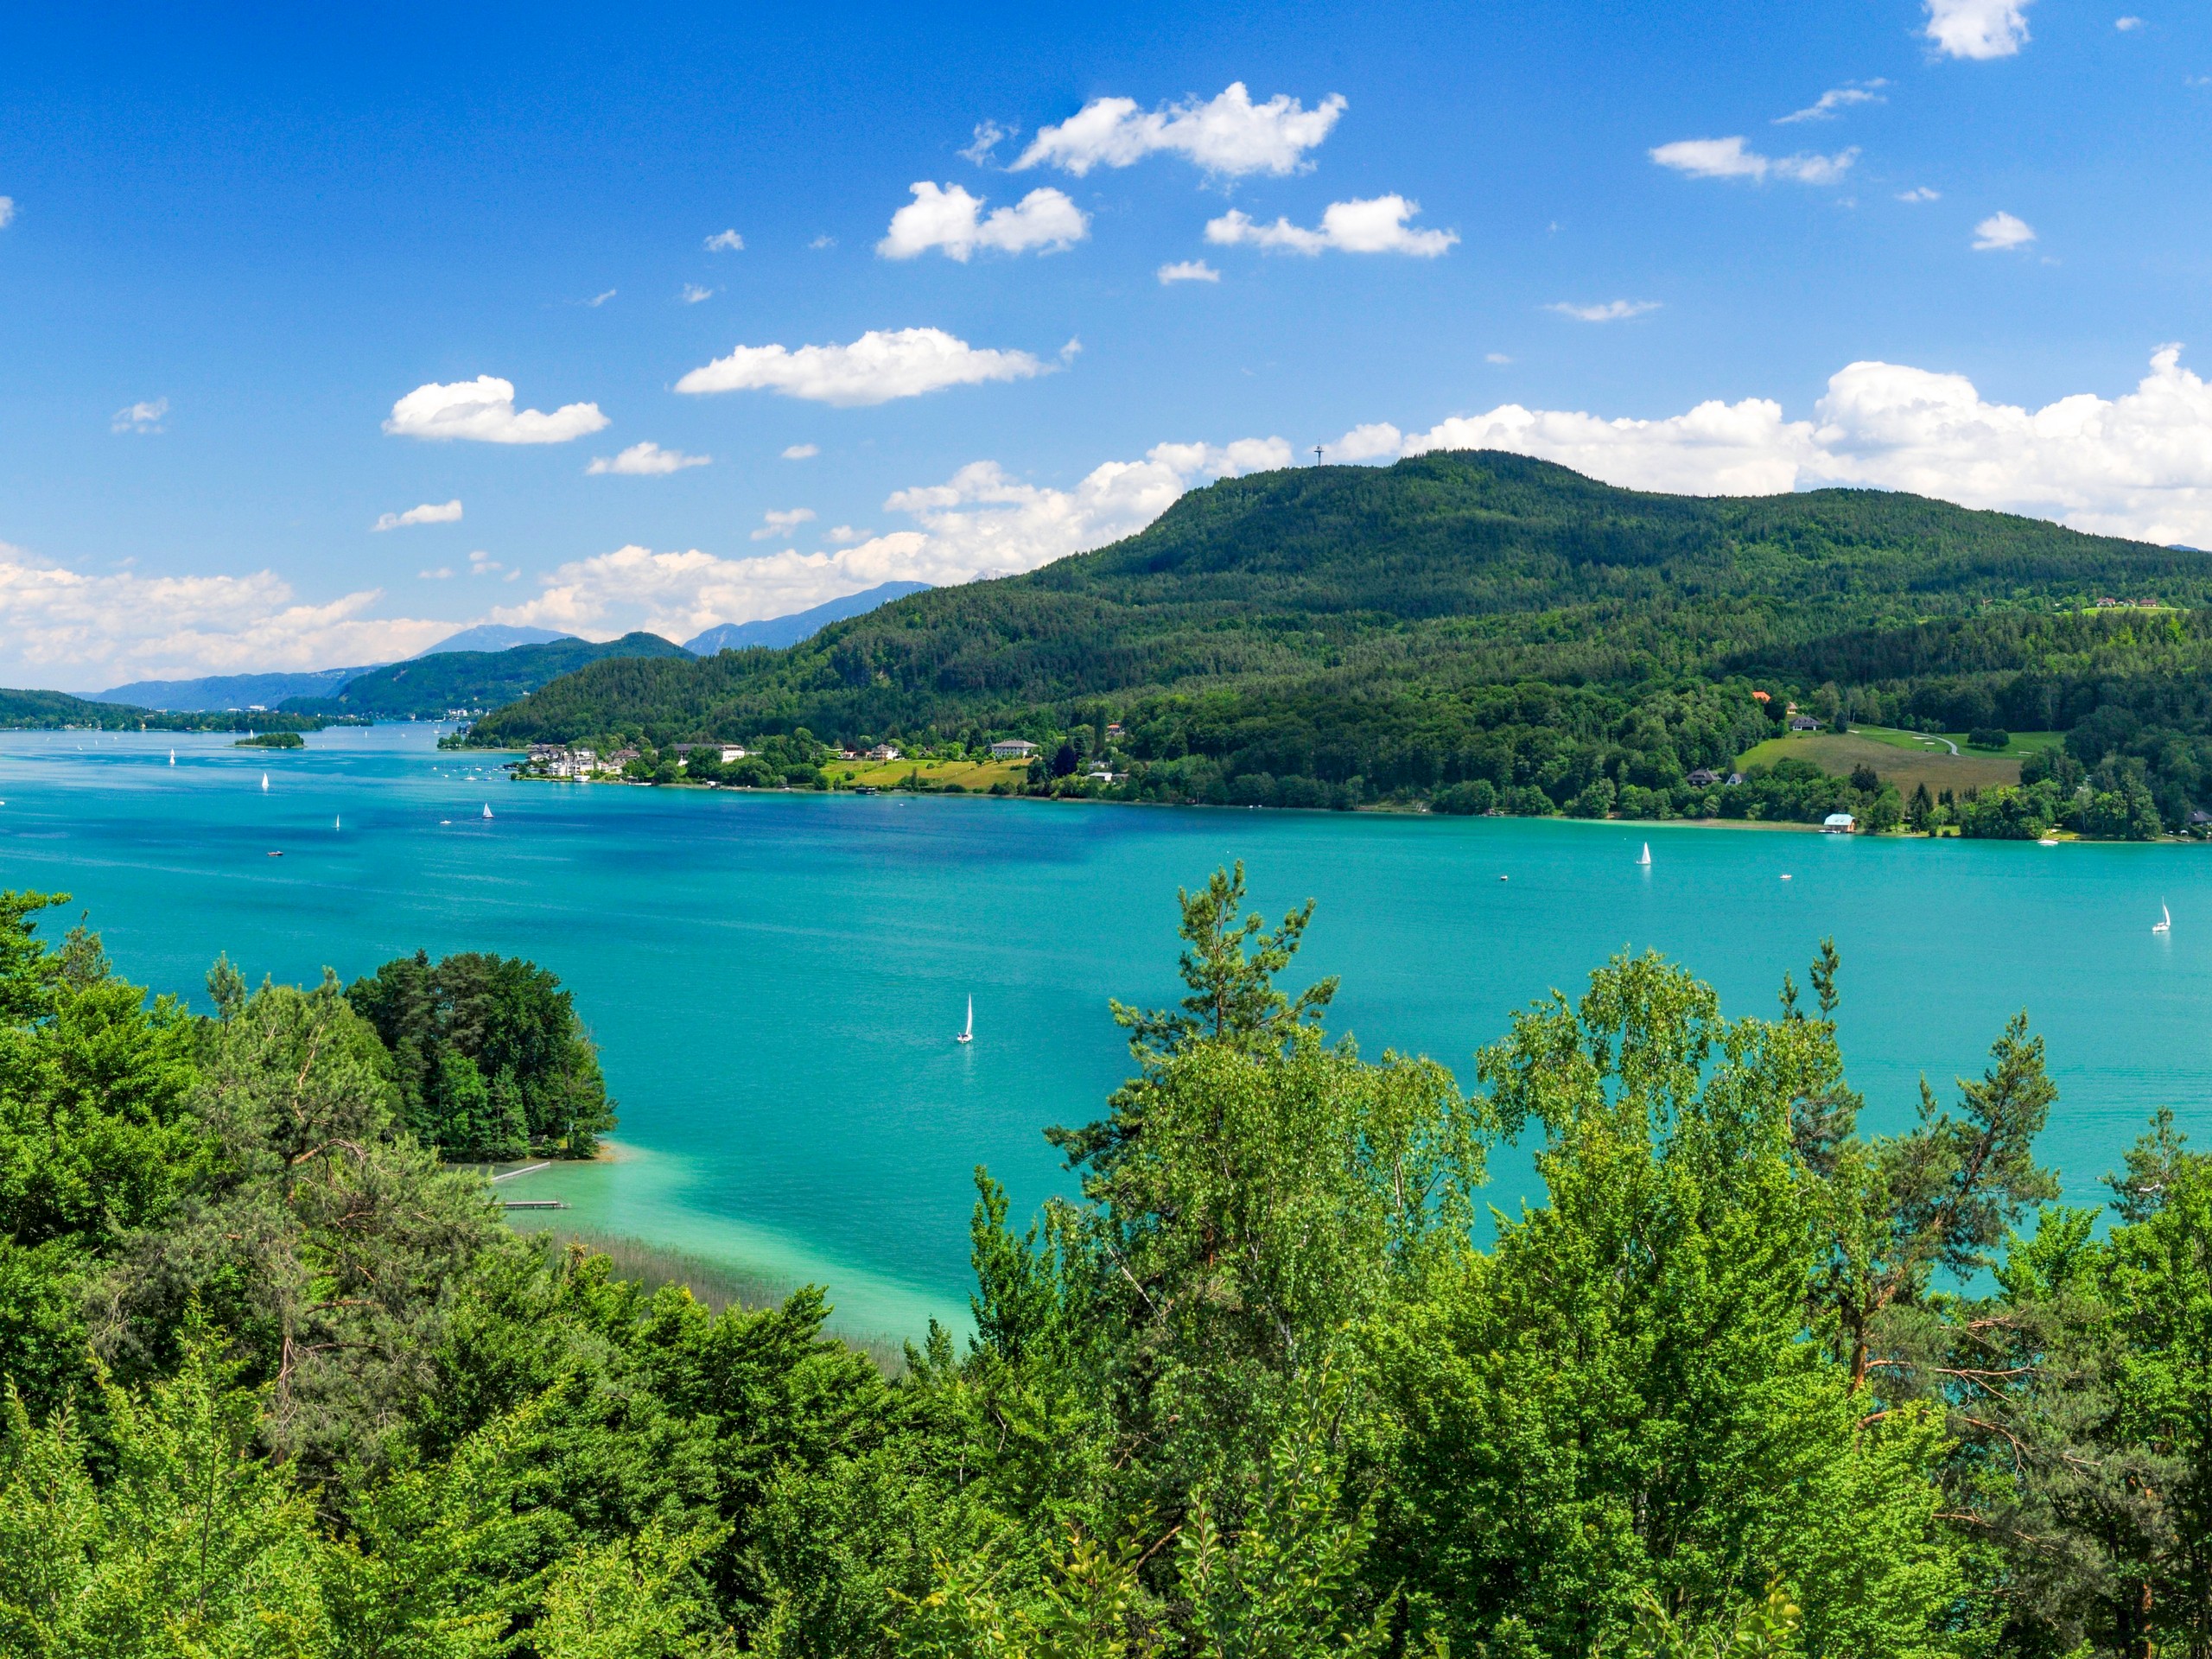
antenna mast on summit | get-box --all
[1313,445,1324,466]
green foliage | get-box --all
[235,732,306,749]
[346,952,614,1159]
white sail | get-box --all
[260,772,269,791]
[2154,900,2171,934]
[482,803,493,819]
[1638,842,1650,865]
[168,749,175,766]
[957,995,974,1044]
[334,816,341,830]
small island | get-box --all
[234,731,304,748]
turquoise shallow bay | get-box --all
[3,726,2207,1338]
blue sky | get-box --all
[3,0,2209,687]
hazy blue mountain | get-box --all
[684,582,931,655]
[92,665,378,712]
[280,632,690,719]
[415,624,577,656]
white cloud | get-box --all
[675,327,1049,406]
[1485,352,1513,364]
[1649,136,1859,184]
[0,197,14,229]
[704,229,745,251]
[681,283,715,303]
[1205,194,1457,257]
[826,525,868,543]
[782,443,820,460]
[877,182,1089,260]
[1548,300,1661,322]
[1158,259,1222,284]
[2114,13,2144,26]
[1897,186,1942,202]
[1974,210,2036,250]
[959,120,1012,164]
[111,398,168,435]
[384,376,608,444]
[1382,345,2212,547]
[1925,0,2031,58]
[1776,80,1889,123]
[467,550,516,582]
[810,234,836,250]
[0,546,458,690]
[372,499,464,531]
[492,435,1289,640]
[587,442,709,476]
[1327,423,1406,463]
[1014,82,1345,178]
[586,289,616,307]
[419,567,454,580]
[750,508,817,541]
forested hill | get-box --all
[282,631,688,719]
[470,453,2202,741]
[466,452,2212,827]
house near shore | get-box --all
[868,743,901,762]
[990,739,1039,760]
[1823,811,1855,833]
[1789,715,1821,732]
[1686,767,1720,787]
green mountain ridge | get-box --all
[466,451,2212,827]
[283,631,688,719]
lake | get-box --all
[3,726,2206,1339]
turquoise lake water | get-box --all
[3,726,2208,1339]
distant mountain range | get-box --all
[277,633,691,720]
[684,582,931,654]
[76,585,929,719]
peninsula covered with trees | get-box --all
[462,453,2212,835]
[2,871,2209,1656]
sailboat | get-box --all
[260,772,269,792]
[482,803,493,820]
[168,749,175,766]
[2153,901,2171,935]
[956,996,974,1045]
[334,815,341,831]
[1637,842,1651,866]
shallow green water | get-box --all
[3,727,2207,1338]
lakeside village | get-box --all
[489,685,2197,842]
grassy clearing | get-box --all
[509,1224,912,1375]
[1738,730,2024,796]
[833,756,1029,791]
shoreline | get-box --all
[480,761,2196,843]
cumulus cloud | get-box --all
[681,283,715,304]
[1925,0,2031,57]
[0,197,14,229]
[1205,195,1457,257]
[467,550,516,581]
[1326,423,1406,463]
[1548,300,1661,322]
[1776,80,1889,123]
[750,508,817,541]
[1014,82,1344,178]
[782,443,819,460]
[704,229,745,251]
[1485,352,1513,365]
[384,376,608,444]
[1378,346,2212,547]
[877,182,1089,260]
[0,546,457,690]
[2113,13,2144,26]
[674,327,1049,406]
[1158,260,1221,284]
[1897,186,1942,203]
[491,435,1289,641]
[1649,137,1859,184]
[372,499,463,531]
[587,442,709,476]
[826,525,868,544]
[586,289,617,307]
[1973,211,2037,251]
[111,399,168,435]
